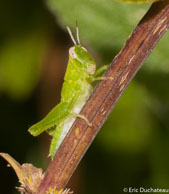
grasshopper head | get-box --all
[67,26,96,74]
[69,45,96,74]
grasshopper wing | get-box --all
[28,101,69,136]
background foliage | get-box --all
[0,0,169,194]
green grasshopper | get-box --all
[28,26,111,158]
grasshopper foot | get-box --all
[69,112,92,127]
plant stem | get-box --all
[37,1,169,193]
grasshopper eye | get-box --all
[69,47,77,59]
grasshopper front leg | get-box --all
[93,64,109,77]
[91,65,114,82]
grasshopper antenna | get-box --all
[76,21,81,45]
[67,26,77,45]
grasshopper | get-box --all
[28,26,111,158]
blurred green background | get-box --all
[0,0,169,194]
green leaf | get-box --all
[47,0,169,72]
[0,33,46,100]
[47,0,148,48]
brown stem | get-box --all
[37,1,169,193]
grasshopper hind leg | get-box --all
[49,111,92,158]
[47,125,56,136]
[49,124,63,158]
